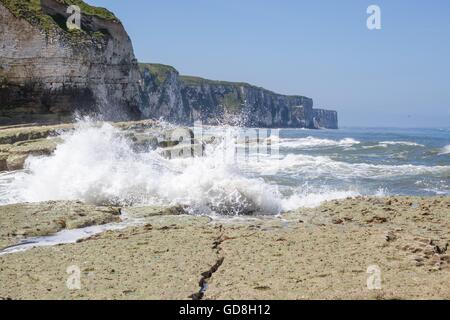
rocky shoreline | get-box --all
[0,119,202,173]
[0,196,449,300]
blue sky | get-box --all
[88,0,450,127]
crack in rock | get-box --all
[191,257,225,300]
[191,226,225,300]
[190,226,258,300]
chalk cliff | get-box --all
[139,63,338,129]
[312,109,339,129]
[0,0,141,124]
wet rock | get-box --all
[114,120,159,131]
[0,124,71,145]
[126,133,159,152]
[5,138,60,171]
[0,152,7,171]
[159,142,204,159]
[125,205,187,218]
[159,140,181,148]
[5,153,27,171]
[0,201,121,248]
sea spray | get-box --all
[440,145,450,155]
[2,123,449,212]
[10,119,283,215]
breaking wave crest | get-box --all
[273,136,360,149]
[379,141,425,147]
[440,145,450,155]
[246,152,450,179]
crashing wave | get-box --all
[439,145,450,155]
[7,120,282,215]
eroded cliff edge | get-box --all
[0,0,338,129]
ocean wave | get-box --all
[363,141,425,149]
[7,121,283,215]
[251,153,450,179]
[439,145,450,155]
[379,141,425,147]
[273,136,360,149]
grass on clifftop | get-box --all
[180,75,252,88]
[1,0,55,32]
[54,0,117,21]
[139,63,178,86]
[138,63,311,100]
[0,0,118,34]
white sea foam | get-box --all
[439,145,450,155]
[379,141,425,147]
[282,189,360,210]
[7,120,283,215]
[273,136,360,149]
[250,153,450,179]
[363,141,425,149]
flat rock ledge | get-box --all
[0,201,121,249]
[0,196,449,300]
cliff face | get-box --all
[139,64,188,123]
[312,109,339,129]
[139,64,338,129]
[179,76,314,128]
[0,0,141,124]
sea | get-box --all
[0,121,449,216]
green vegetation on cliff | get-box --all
[54,0,116,21]
[1,0,56,32]
[138,63,310,102]
[180,75,307,100]
[139,63,178,86]
[0,0,118,34]
[220,92,244,113]
[180,75,252,89]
